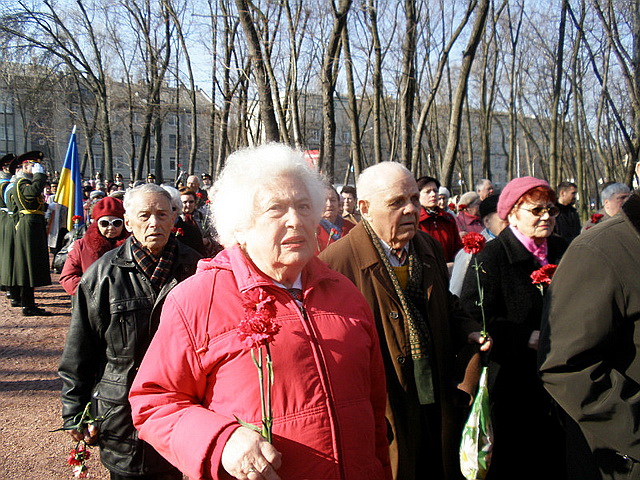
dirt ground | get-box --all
[0,272,110,480]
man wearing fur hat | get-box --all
[7,151,52,316]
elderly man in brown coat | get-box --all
[320,162,490,480]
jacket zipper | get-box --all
[298,302,346,480]
[119,317,128,345]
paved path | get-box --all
[0,274,109,479]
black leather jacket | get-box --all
[58,237,201,475]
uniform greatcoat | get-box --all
[11,172,51,287]
[320,222,480,480]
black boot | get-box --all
[22,306,52,317]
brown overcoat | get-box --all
[320,222,480,480]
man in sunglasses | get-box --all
[58,183,202,480]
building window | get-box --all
[150,157,155,170]
[0,91,14,114]
[0,124,14,141]
[114,155,127,170]
[310,129,320,142]
[167,114,177,126]
[93,154,103,170]
[169,134,177,149]
[169,157,176,171]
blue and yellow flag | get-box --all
[55,126,84,231]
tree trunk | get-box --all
[319,0,352,182]
[549,0,568,188]
[399,0,417,168]
[235,0,279,142]
[441,0,490,186]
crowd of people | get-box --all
[1,144,637,480]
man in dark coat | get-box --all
[9,151,52,316]
[58,183,201,480]
[539,164,640,480]
[554,181,581,243]
[320,161,489,480]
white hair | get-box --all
[213,143,325,248]
[357,161,413,202]
[123,183,174,214]
[601,182,630,203]
[160,185,183,212]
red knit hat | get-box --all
[497,176,550,220]
[92,196,125,220]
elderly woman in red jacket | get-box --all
[59,196,129,295]
[129,144,391,480]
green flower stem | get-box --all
[473,257,487,337]
[265,343,274,443]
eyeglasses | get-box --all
[519,205,560,217]
[98,218,124,228]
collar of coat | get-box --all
[196,244,341,295]
[495,226,566,266]
[331,220,441,272]
[622,192,640,235]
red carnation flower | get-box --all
[462,232,486,255]
[448,202,456,210]
[238,291,280,349]
[458,203,467,210]
[72,215,83,223]
[196,192,204,199]
[531,264,558,286]
[171,227,184,236]
[591,213,604,224]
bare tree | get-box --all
[441,0,490,186]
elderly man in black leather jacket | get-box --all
[58,183,201,480]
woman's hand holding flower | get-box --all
[221,427,282,480]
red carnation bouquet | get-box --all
[530,264,558,295]
[236,290,281,442]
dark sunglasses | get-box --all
[98,218,124,228]
[519,205,560,217]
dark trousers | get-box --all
[20,286,35,307]
[109,468,182,480]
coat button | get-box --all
[389,311,399,320]
[397,355,406,364]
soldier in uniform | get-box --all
[9,151,52,316]
[1,155,22,307]
[0,154,15,302]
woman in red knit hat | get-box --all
[59,196,129,295]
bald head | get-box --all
[357,162,420,249]
[186,175,200,191]
[357,162,415,202]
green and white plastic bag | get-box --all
[460,365,493,480]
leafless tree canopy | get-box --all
[0,0,638,215]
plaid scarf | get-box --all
[131,236,177,290]
[362,219,435,405]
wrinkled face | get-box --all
[466,200,480,217]
[360,171,420,249]
[483,212,508,237]
[342,192,356,214]
[124,192,176,256]
[187,175,200,191]
[181,194,196,215]
[604,192,630,216]
[322,188,340,223]
[97,215,124,239]
[437,194,448,209]
[419,182,439,209]
[559,187,577,206]
[508,200,557,242]
[241,175,318,280]
[478,181,494,200]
